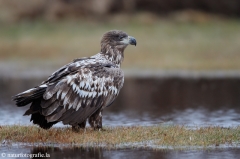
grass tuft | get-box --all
[0,125,239,149]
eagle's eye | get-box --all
[118,35,125,40]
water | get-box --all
[1,146,240,159]
[1,73,240,158]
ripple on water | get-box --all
[0,103,240,127]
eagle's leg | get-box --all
[72,120,86,132]
[88,108,102,130]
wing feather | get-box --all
[42,100,60,116]
[59,108,80,125]
[43,81,66,100]
[45,106,66,122]
[70,94,80,109]
[41,94,57,108]
[64,89,76,110]
[39,60,124,125]
[72,96,104,124]
[66,96,99,125]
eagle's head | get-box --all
[100,30,136,53]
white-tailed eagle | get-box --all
[13,30,136,131]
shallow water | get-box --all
[1,104,239,128]
[1,73,240,158]
[1,146,240,159]
[1,75,240,127]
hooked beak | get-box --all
[121,36,137,46]
[128,36,137,46]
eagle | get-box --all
[13,30,136,131]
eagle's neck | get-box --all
[100,44,125,67]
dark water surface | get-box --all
[1,146,240,159]
[1,72,240,158]
[1,74,240,127]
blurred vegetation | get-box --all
[0,0,240,23]
[0,16,240,71]
[0,0,240,71]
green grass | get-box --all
[0,18,240,70]
[0,125,240,149]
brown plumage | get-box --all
[13,30,136,131]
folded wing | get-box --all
[40,62,124,126]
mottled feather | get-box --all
[12,30,136,130]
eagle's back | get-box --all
[13,54,124,128]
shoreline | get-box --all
[1,125,239,150]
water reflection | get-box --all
[0,76,240,127]
[1,146,240,159]
[1,75,240,159]
[30,147,240,159]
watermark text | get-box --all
[1,152,50,158]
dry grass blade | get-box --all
[1,125,239,148]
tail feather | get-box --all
[13,86,47,107]
[31,113,58,129]
[24,98,42,115]
[13,85,58,129]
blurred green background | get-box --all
[0,0,240,72]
